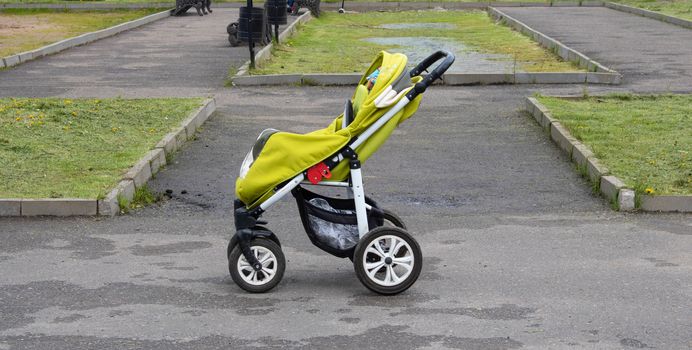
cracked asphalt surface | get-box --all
[1,6,691,350]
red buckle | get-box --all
[307,162,331,184]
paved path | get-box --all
[1,6,692,350]
[499,6,692,92]
[0,9,297,98]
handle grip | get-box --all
[405,50,456,100]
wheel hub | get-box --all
[361,234,415,287]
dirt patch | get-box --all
[0,16,52,35]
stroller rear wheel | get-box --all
[353,227,422,295]
[228,238,285,293]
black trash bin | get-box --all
[266,0,287,25]
[238,6,267,43]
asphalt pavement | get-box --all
[1,6,691,350]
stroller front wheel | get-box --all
[353,227,422,295]
[228,238,285,293]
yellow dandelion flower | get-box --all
[15,117,22,121]
[645,188,654,194]
[71,111,78,117]
[64,99,73,105]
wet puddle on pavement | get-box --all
[364,23,522,73]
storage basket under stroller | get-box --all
[293,186,384,258]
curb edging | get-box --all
[232,10,313,81]
[488,7,622,83]
[1,9,171,69]
[525,96,691,213]
[232,8,621,86]
[99,97,216,217]
[232,71,619,86]
[605,2,692,29]
[0,98,216,217]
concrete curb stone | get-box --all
[618,189,636,211]
[525,96,689,212]
[1,9,171,69]
[531,98,557,130]
[605,2,692,29]
[444,73,514,85]
[571,142,595,169]
[236,8,621,86]
[98,180,136,217]
[640,195,692,212]
[181,98,216,137]
[124,157,153,188]
[22,199,97,216]
[155,129,183,155]
[234,74,303,86]
[0,200,21,216]
[92,98,215,218]
[600,175,625,205]
[232,11,312,84]
[238,71,605,86]
[488,7,622,84]
[148,148,167,175]
[585,154,610,184]
[302,73,362,85]
[586,72,622,84]
[550,122,577,155]
[515,72,586,84]
[4,55,20,67]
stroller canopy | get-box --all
[237,51,424,208]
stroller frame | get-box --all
[230,51,455,295]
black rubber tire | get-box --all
[228,238,285,293]
[382,209,407,229]
[353,227,422,295]
[347,210,405,262]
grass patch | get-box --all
[0,97,203,199]
[253,10,579,75]
[613,0,692,21]
[130,184,160,209]
[0,8,161,57]
[537,94,691,195]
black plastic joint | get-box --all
[342,147,358,160]
[350,159,361,169]
[234,207,257,230]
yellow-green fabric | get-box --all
[236,51,423,208]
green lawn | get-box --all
[537,94,691,196]
[613,0,692,20]
[0,98,203,199]
[0,9,160,57]
[253,10,579,75]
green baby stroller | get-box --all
[228,50,455,295]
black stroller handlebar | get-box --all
[405,50,456,100]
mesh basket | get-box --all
[292,186,383,257]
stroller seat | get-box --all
[236,51,425,208]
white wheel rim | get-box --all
[237,246,278,286]
[362,234,414,287]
